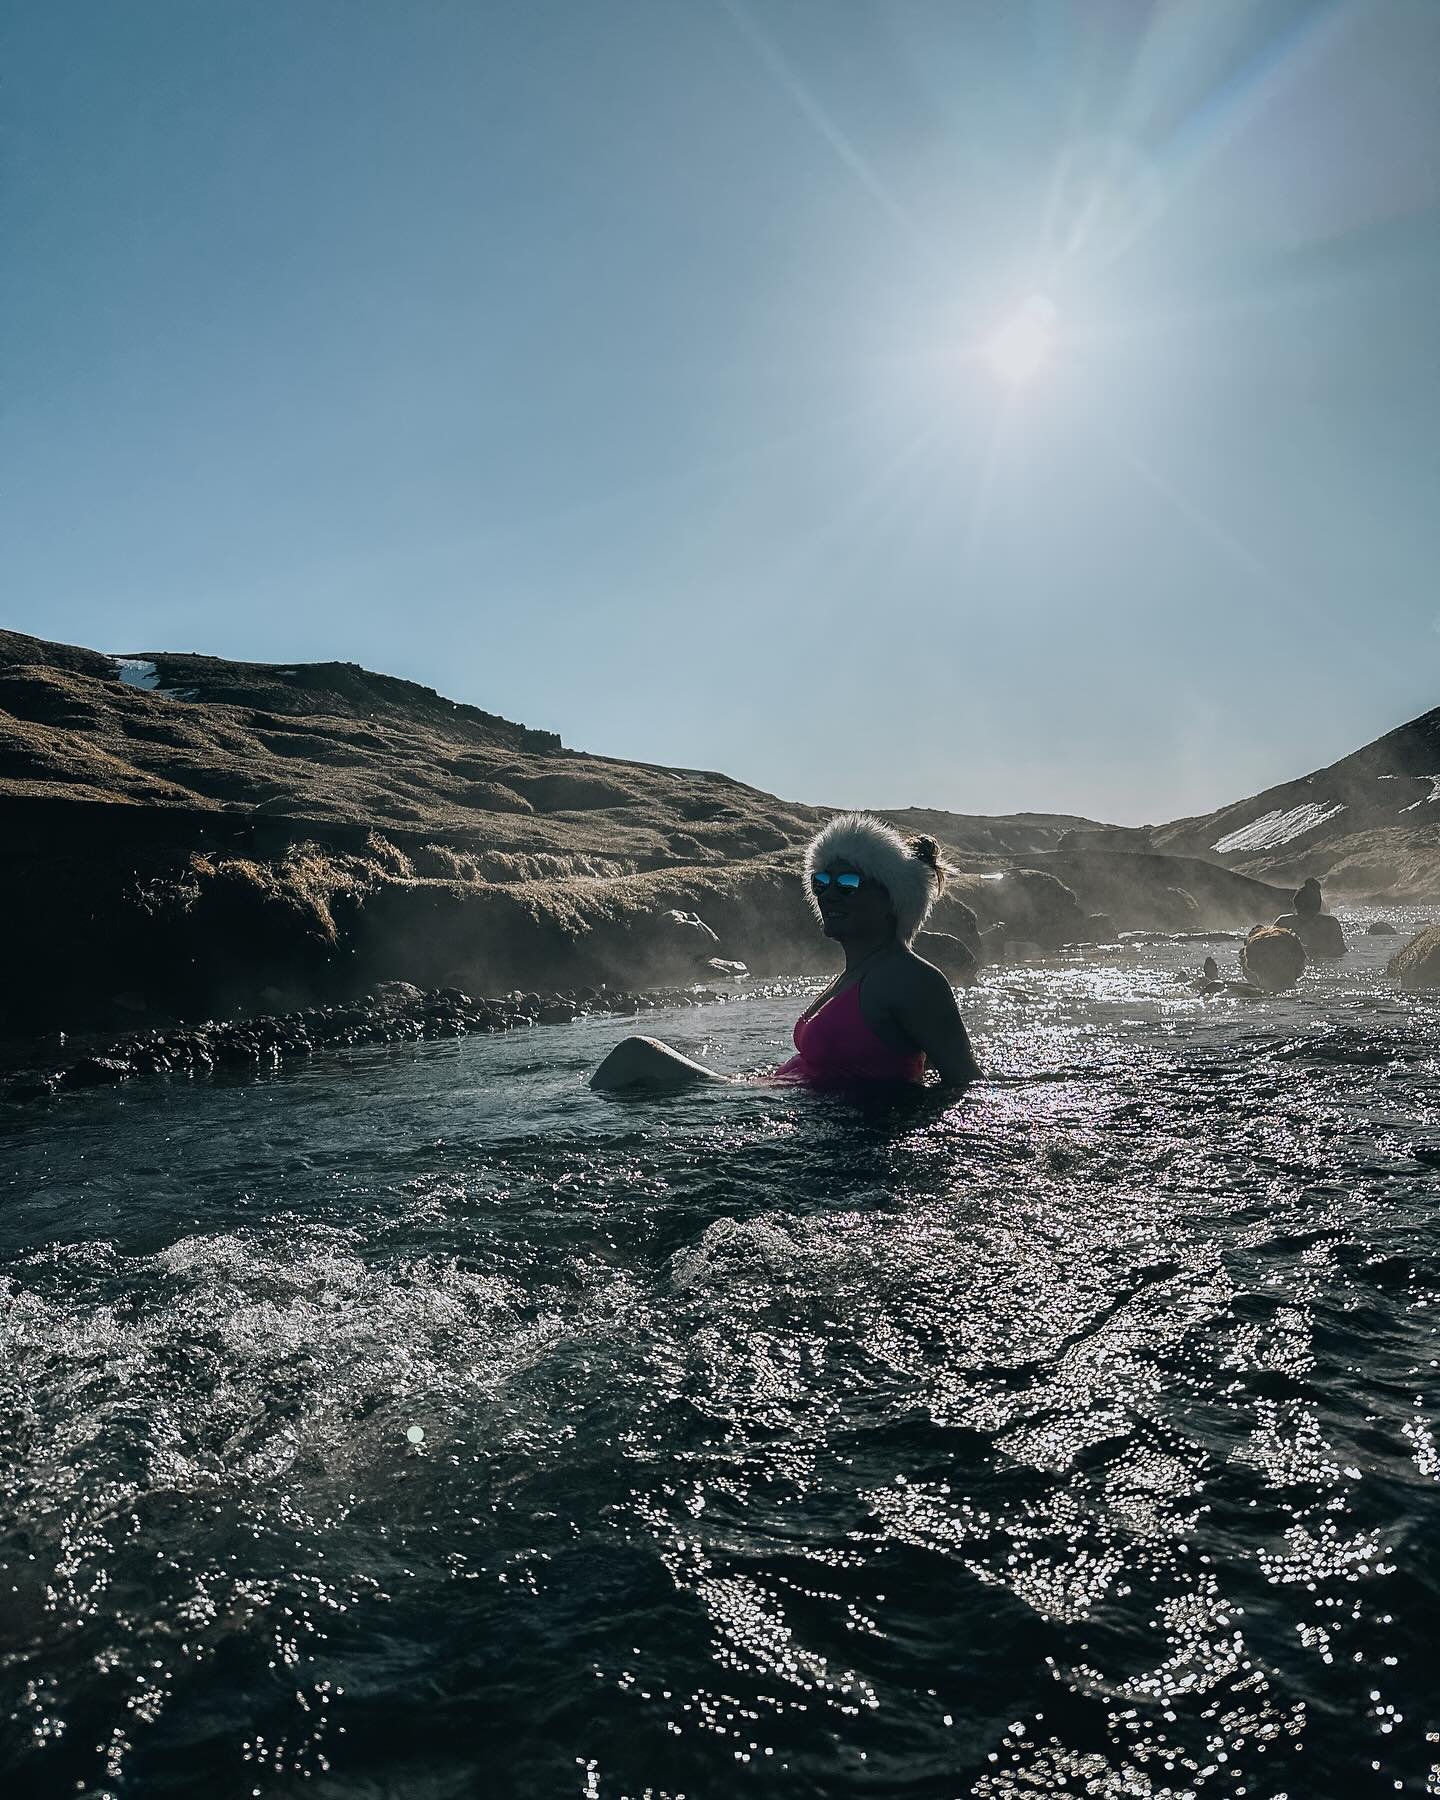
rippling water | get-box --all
[4,920,1439,1798]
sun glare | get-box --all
[985,295,1058,383]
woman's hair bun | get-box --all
[908,835,946,893]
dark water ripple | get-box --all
[3,921,1439,1798]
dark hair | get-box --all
[908,835,946,895]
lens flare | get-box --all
[986,296,1058,382]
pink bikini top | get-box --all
[774,981,926,1087]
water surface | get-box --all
[3,920,1438,1797]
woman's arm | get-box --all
[894,962,983,1085]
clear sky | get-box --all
[5,0,1439,824]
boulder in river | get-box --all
[1366,920,1397,936]
[62,1056,132,1089]
[916,930,978,985]
[1153,887,1201,930]
[976,869,1084,948]
[1388,925,1440,991]
[370,980,425,1008]
[1240,925,1306,992]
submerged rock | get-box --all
[1367,920,1397,936]
[1240,925,1307,992]
[1388,925,1440,991]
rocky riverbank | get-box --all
[1,977,737,1107]
[4,629,1397,1038]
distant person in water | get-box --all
[590,814,982,1092]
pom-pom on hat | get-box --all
[803,812,943,945]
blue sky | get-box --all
[5,0,1439,823]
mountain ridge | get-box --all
[1149,704,1440,898]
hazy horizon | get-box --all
[6,0,1439,825]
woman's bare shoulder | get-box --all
[896,946,954,989]
[872,946,953,1002]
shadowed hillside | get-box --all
[2,630,1300,1032]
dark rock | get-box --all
[978,923,1008,963]
[1240,925,1306,992]
[1366,920,1397,936]
[1152,887,1200,930]
[537,1003,578,1025]
[63,1056,132,1089]
[1006,870,1085,947]
[370,980,425,1008]
[5,1074,59,1103]
[915,930,978,985]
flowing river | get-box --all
[3,918,1438,1798]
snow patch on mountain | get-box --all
[1399,776,1440,813]
[112,658,159,690]
[1212,802,1346,855]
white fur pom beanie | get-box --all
[803,812,944,945]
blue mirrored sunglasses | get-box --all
[811,871,865,893]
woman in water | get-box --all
[590,813,981,1092]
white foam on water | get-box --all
[1212,802,1346,855]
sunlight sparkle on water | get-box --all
[985,296,1058,383]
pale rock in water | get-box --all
[1388,925,1440,991]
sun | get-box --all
[985,295,1058,383]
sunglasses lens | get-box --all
[838,873,862,890]
[812,871,863,893]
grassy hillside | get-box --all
[1,630,1298,1031]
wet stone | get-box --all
[62,1055,132,1089]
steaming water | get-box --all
[4,920,1438,1799]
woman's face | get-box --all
[814,858,895,941]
